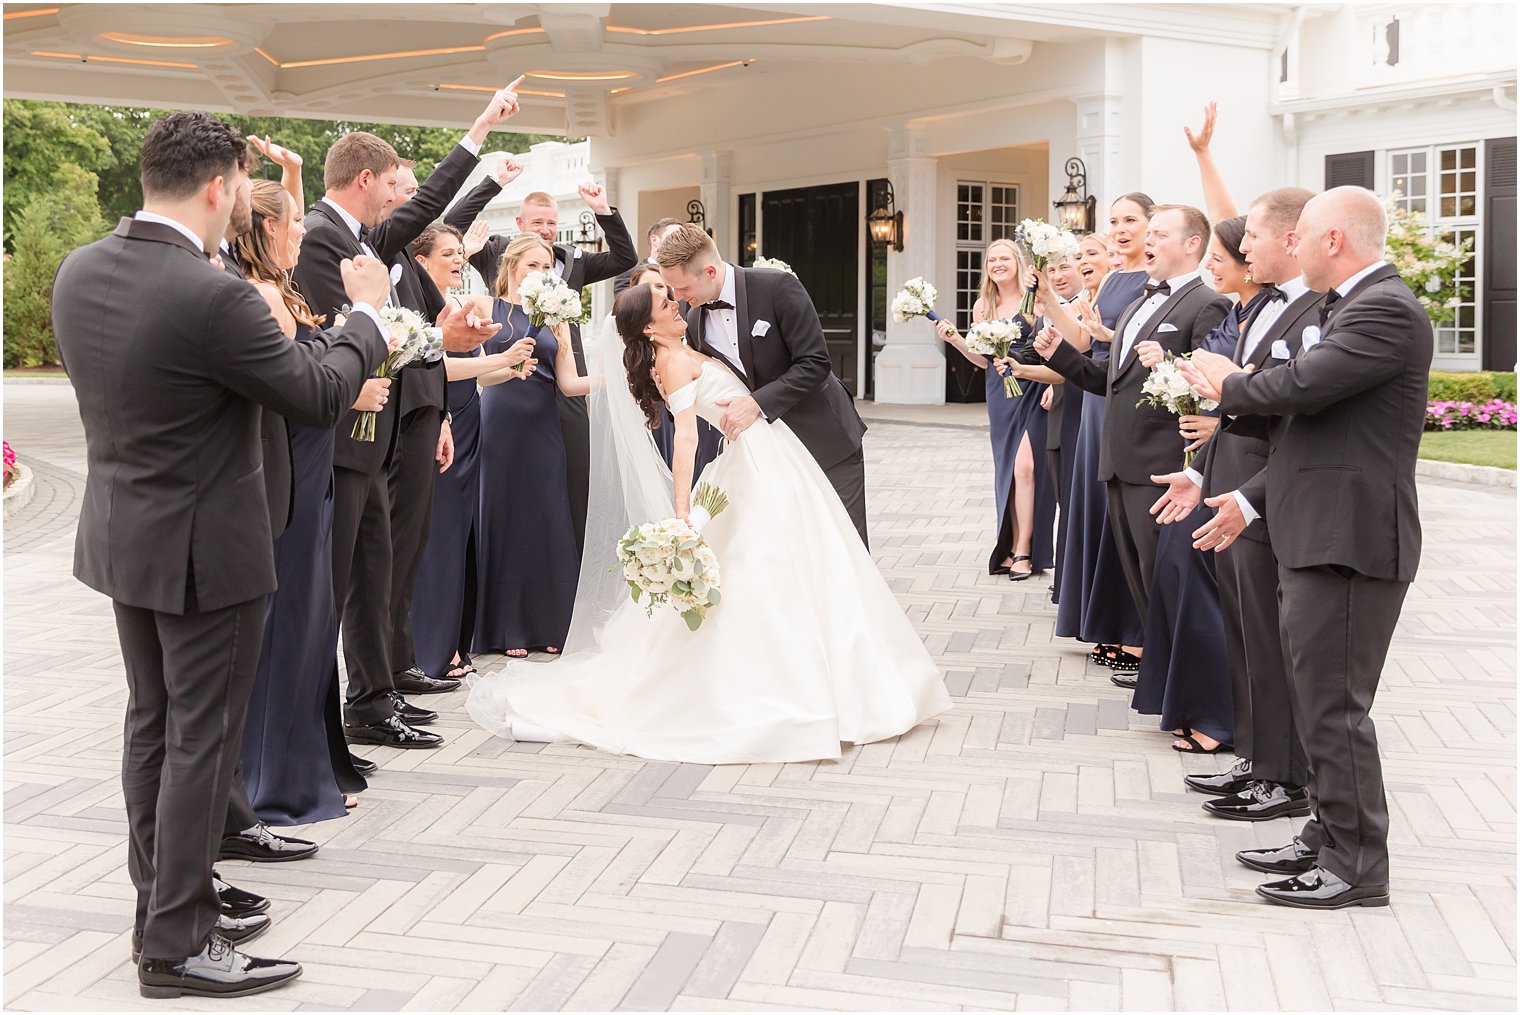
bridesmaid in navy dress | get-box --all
[1041,254,1089,601]
[405,224,537,679]
[474,234,589,657]
[1043,208,1151,673]
[933,239,1059,580]
[1130,216,1264,753]
[236,178,363,823]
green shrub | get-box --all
[1428,370,1518,403]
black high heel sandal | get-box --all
[1008,555,1035,582]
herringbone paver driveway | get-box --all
[4,379,1515,1011]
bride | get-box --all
[466,281,952,764]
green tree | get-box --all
[2,100,115,246]
[3,162,107,367]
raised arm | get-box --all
[1185,102,1238,224]
[248,135,303,214]
[572,182,639,285]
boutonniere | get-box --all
[751,320,772,338]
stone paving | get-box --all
[4,379,1516,1011]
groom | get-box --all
[655,224,868,545]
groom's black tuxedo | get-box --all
[686,264,869,543]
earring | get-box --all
[1243,270,1254,284]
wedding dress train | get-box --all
[466,361,951,764]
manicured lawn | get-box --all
[1420,430,1517,470]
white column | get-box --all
[699,151,733,253]
[874,126,944,405]
[1073,91,1124,212]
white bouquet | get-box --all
[518,270,592,334]
[891,277,943,324]
[1014,219,1081,316]
[616,483,730,631]
[752,256,797,277]
[964,319,1025,398]
[1139,352,1219,467]
[348,305,440,441]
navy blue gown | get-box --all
[242,322,363,826]
[409,345,482,678]
[474,300,580,652]
[983,316,1056,574]
[1054,270,1148,647]
[1132,296,1265,743]
[1050,377,1083,603]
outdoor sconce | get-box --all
[687,198,714,238]
[1053,157,1097,235]
[575,210,603,254]
[867,181,904,252]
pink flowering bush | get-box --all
[1425,400,1519,432]
[2,440,16,489]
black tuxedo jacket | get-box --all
[685,265,866,470]
[1222,265,1430,581]
[54,217,387,614]
[1196,289,1325,545]
[1047,276,1231,484]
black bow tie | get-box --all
[1258,283,1286,304]
[357,224,371,244]
[706,300,734,312]
[1318,289,1341,326]
[1143,280,1171,299]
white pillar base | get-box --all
[873,344,945,404]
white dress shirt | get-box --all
[1335,260,1389,297]
[1118,270,1200,364]
[134,210,206,252]
[704,262,745,376]
[1239,275,1310,363]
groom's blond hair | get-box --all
[655,224,718,272]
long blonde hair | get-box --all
[976,238,1025,323]
[237,180,319,326]
[493,233,556,298]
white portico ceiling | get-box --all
[2,2,1288,135]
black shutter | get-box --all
[1324,151,1375,190]
[1482,136,1516,371]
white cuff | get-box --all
[458,136,482,157]
[1183,468,1203,488]
[1233,491,1260,525]
[349,302,386,335]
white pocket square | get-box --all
[1156,323,1179,333]
[1300,325,1322,350]
[752,320,772,338]
[1270,339,1292,360]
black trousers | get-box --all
[823,446,869,550]
[387,407,443,676]
[1106,479,1162,619]
[332,465,394,725]
[1277,563,1409,887]
[114,595,266,960]
[557,392,590,555]
[1217,537,1308,786]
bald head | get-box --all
[1293,186,1387,292]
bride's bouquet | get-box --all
[1139,352,1219,467]
[964,319,1027,398]
[890,277,943,324]
[617,483,730,631]
[519,270,593,337]
[348,305,441,441]
[752,255,797,277]
[1013,219,1080,317]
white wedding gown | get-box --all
[466,361,952,764]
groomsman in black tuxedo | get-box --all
[615,216,684,296]
[293,130,500,751]
[1039,205,1231,630]
[1182,186,1431,909]
[1153,188,1322,821]
[445,175,639,550]
[656,224,871,544]
[53,111,392,997]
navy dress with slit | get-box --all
[982,315,1056,575]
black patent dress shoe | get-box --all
[1204,781,1309,821]
[1109,673,1138,689]
[345,714,444,749]
[133,913,270,962]
[1256,866,1389,909]
[213,870,269,918]
[1184,757,1253,795]
[139,933,301,999]
[349,752,378,776]
[389,692,437,726]
[391,666,461,695]
[218,824,318,863]
[1236,835,1319,875]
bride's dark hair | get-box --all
[614,284,664,430]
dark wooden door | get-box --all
[1483,136,1516,371]
[761,183,859,394]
